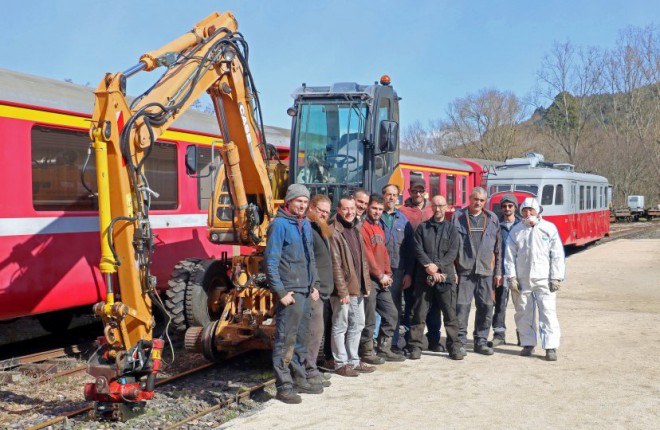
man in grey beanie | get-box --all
[490,193,521,347]
[265,183,321,403]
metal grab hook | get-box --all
[139,186,160,199]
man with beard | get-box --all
[304,194,334,386]
[361,194,405,362]
[490,194,521,347]
[265,184,322,404]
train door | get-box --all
[570,181,577,241]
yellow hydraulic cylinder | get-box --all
[92,128,117,308]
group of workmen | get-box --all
[265,177,566,404]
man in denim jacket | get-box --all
[265,184,321,404]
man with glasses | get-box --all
[452,187,502,356]
[490,194,521,347]
[304,194,334,385]
[409,195,464,360]
[399,177,442,352]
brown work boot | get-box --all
[353,361,376,373]
[335,364,359,377]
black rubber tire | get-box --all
[165,258,202,334]
[184,260,228,329]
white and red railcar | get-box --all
[486,153,610,246]
[0,69,289,325]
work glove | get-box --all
[508,277,519,293]
[549,279,563,293]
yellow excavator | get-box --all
[84,11,286,420]
[84,10,403,421]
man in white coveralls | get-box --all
[504,197,565,361]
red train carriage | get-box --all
[485,153,610,246]
[399,150,476,218]
[0,69,289,327]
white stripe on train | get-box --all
[0,214,208,237]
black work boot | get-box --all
[377,337,406,362]
[474,343,494,355]
[520,346,535,356]
[276,389,302,404]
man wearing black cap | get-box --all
[490,193,521,347]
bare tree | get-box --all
[401,120,448,154]
[536,41,605,164]
[439,88,525,160]
[596,26,660,204]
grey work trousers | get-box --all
[272,291,311,391]
[330,296,365,368]
[361,281,398,346]
[456,273,493,347]
[304,296,326,378]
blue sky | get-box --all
[1,1,658,130]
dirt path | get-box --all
[224,239,660,429]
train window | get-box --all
[579,186,584,210]
[143,142,178,210]
[32,127,177,211]
[586,186,591,210]
[515,184,538,195]
[196,145,222,210]
[541,185,554,206]
[592,186,597,209]
[461,176,467,204]
[429,173,440,199]
[446,175,455,205]
[555,184,564,205]
[32,126,98,211]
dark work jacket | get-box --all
[309,218,334,298]
[414,218,460,288]
[452,207,502,277]
[265,206,320,300]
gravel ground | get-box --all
[1,342,276,429]
[2,221,659,429]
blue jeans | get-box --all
[272,291,311,391]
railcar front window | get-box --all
[515,184,539,195]
[295,101,366,185]
[541,185,554,206]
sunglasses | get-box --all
[410,189,425,195]
[501,204,515,209]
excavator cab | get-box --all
[288,77,403,205]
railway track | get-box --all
[24,360,272,430]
